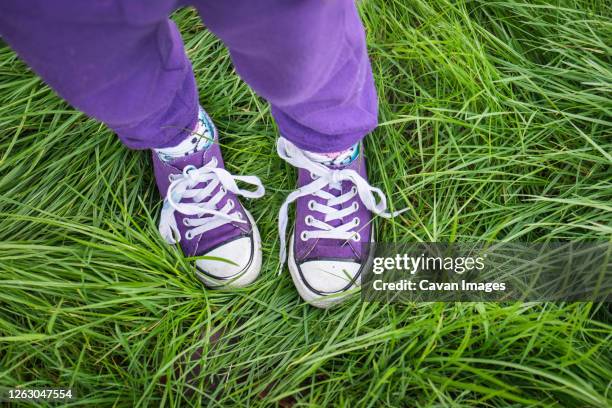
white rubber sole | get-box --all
[195,209,262,289]
[287,234,370,309]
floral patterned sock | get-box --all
[155,106,214,162]
[302,142,360,167]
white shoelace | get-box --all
[277,137,406,266]
[159,157,265,244]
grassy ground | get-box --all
[1,0,611,406]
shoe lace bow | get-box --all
[276,137,406,267]
[159,157,265,243]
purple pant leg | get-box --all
[0,0,197,150]
[0,0,376,153]
[196,0,378,153]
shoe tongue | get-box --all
[304,146,360,222]
[164,147,211,171]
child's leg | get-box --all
[194,0,378,153]
[191,0,383,307]
[0,0,266,288]
[0,0,197,150]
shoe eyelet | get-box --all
[351,186,357,194]
[211,157,218,167]
[220,187,226,194]
[353,217,360,226]
[237,212,243,219]
[352,202,359,211]
[168,174,176,182]
[309,171,317,180]
[228,199,235,209]
[183,218,191,226]
[300,231,309,241]
[308,200,316,211]
[185,230,194,240]
[305,215,314,226]
[351,232,361,242]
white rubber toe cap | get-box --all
[195,216,262,289]
[298,260,361,294]
[195,237,253,279]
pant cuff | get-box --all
[114,66,199,150]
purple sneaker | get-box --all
[277,137,404,308]
[154,122,265,288]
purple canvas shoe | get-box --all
[277,137,404,308]
[154,116,265,288]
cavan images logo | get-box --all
[363,243,611,302]
[370,252,506,294]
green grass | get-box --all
[1,0,611,406]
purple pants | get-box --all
[0,0,377,153]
